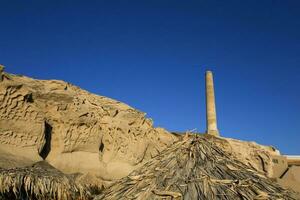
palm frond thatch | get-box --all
[96,134,299,200]
[0,161,93,200]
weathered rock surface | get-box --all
[0,69,177,182]
[172,134,280,178]
[1,67,295,195]
[277,166,300,193]
[212,136,280,177]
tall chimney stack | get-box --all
[205,71,219,136]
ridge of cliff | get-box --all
[0,67,177,182]
[1,66,294,199]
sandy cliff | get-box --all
[0,67,177,182]
[0,67,297,199]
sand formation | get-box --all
[0,65,176,179]
[0,65,299,199]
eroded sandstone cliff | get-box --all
[0,67,177,183]
[0,67,288,194]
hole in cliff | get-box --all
[99,142,104,152]
[40,122,52,160]
[112,110,119,117]
[24,93,34,103]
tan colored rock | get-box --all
[270,155,288,178]
[277,166,300,193]
[172,133,281,179]
[0,71,177,182]
[199,135,280,177]
[1,69,298,196]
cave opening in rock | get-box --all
[24,93,34,103]
[39,121,52,160]
[99,142,104,152]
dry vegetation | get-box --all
[0,161,98,200]
[96,134,299,200]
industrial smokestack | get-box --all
[205,71,219,136]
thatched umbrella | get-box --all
[0,161,94,200]
[96,134,299,200]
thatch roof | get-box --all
[96,134,299,200]
[0,161,97,200]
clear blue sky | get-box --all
[1,0,299,154]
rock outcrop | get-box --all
[1,67,297,197]
[0,68,177,183]
[211,136,280,177]
[173,134,280,178]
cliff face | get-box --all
[0,68,287,188]
[209,136,280,177]
[0,70,177,181]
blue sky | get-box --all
[0,0,299,154]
